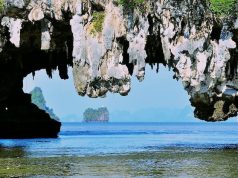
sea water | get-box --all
[0,122,238,177]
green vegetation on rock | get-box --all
[117,0,144,8]
[117,0,145,12]
[0,0,4,14]
[90,12,105,36]
[30,87,59,121]
[209,0,236,18]
[83,107,109,122]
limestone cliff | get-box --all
[0,0,238,122]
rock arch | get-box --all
[0,0,238,125]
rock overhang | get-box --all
[0,0,238,121]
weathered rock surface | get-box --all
[0,0,238,122]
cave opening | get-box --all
[23,65,194,123]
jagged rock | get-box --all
[1,17,22,47]
[0,0,238,123]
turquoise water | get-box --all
[0,122,238,177]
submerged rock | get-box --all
[0,0,238,124]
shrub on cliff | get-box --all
[0,0,4,14]
[89,12,105,36]
[210,0,236,18]
[117,0,145,12]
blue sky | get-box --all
[23,65,237,122]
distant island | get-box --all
[83,107,109,122]
[30,87,59,121]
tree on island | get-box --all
[83,107,109,122]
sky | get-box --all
[23,65,237,122]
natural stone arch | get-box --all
[0,0,238,125]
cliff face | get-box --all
[0,0,238,122]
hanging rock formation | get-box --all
[0,0,238,126]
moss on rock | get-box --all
[0,0,4,14]
[89,12,105,36]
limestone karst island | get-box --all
[83,107,109,122]
[0,0,238,134]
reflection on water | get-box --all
[0,122,237,177]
